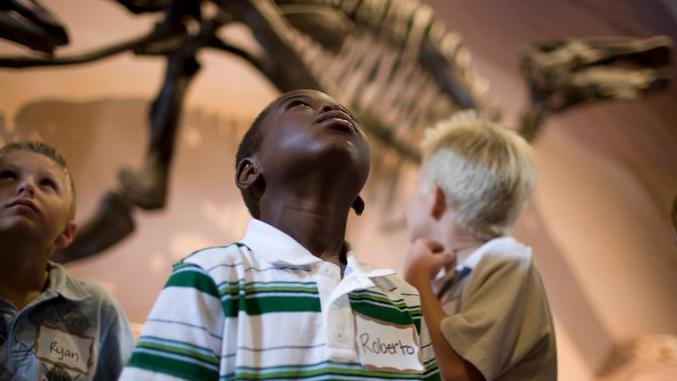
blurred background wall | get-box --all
[1,1,675,380]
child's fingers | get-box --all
[433,251,454,265]
[430,251,456,273]
[415,238,445,253]
[443,252,456,266]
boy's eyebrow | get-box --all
[42,168,70,194]
[0,162,21,171]
[39,168,60,180]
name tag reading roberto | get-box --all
[35,325,93,374]
[355,314,424,373]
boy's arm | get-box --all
[93,292,134,381]
[119,262,225,381]
[405,239,485,381]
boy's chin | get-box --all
[316,142,367,166]
[0,218,44,240]
[407,231,422,242]
[307,132,368,160]
[292,148,368,181]
[405,221,422,240]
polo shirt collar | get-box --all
[456,236,529,272]
[345,255,395,279]
[46,262,90,302]
[241,219,397,280]
[240,219,322,268]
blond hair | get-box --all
[420,111,536,240]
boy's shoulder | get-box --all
[383,272,422,297]
[170,241,265,286]
[48,263,126,317]
[174,242,248,270]
[473,236,534,277]
[470,237,537,282]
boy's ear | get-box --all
[352,195,365,216]
[236,158,262,191]
[54,222,77,249]
[431,185,447,220]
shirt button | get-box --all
[334,297,348,308]
[321,267,334,277]
[335,331,345,342]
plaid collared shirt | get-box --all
[0,263,133,381]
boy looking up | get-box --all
[121,89,440,380]
[404,112,557,381]
[0,141,133,380]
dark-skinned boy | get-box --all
[121,90,440,380]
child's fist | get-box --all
[404,239,455,287]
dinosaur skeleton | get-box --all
[0,0,671,263]
[519,36,671,140]
[0,0,68,54]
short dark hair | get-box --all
[0,141,77,219]
[235,107,271,218]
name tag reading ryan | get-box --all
[355,314,424,373]
[35,325,93,374]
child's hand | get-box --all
[404,239,455,287]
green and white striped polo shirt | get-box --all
[120,219,440,380]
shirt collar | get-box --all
[455,236,530,271]
[345,255,396,279]
[240,219,397,280]
[240,219,323,267]
[46,262,90,302]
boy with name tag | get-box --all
[404,112,557,381]
[120,89,440,380]
[0,141,133,380]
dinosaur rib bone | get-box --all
[281,0,496,163]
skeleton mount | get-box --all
[0,0,671,262]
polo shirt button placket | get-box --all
[334,297,348,309]
[321,266,334,277]
[334,331,345,343]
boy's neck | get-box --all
[259,192,350,268]
[0,235,52,310]
[435,222,485,265]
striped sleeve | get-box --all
[120,262,224,381]
[419,317,441,380]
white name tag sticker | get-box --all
[355,314,424,373]
[35,325,93,374]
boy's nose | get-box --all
[17,180,36,197]
[320,103,340,113]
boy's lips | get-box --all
[315,110,356,134]
[6,199,40,214]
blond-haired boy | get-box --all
[0,141,133,380]
[404,112,557,380]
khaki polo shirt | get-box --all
[434,237,557,380]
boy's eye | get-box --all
[0,169,17,180]
[39,178,58,190]
[285,99,312,111]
